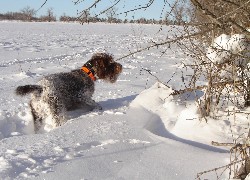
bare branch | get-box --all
[37,0,48,12]
[220,0,242,7]
[197,159,245,179]
[171,80,244,96]
[73,0,85,5]
[190,0,223,27]
[116,0,155,16]
[141,68,171,88]
[115,27,217,61]
[191,0,250,34]
[95,0,121,17]
[212,141,235,147]
[87,0,102,10]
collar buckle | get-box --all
[81,66,96,81]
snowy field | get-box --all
[0,21,249,179]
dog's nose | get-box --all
[116,64,122,73]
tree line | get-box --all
[0,5,190,25]
[0,6,56,22]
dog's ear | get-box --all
[90,53,114,64]
[88,52,122,82]
[89,53,114,78]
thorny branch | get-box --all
[197,159,245,179]
[37,0,48,11]
[170,80,244,95]
[141,68,170,88]
[77,0,100,17]
[73,0,85,5]
[210,137,250,179]
[115,27,217,61]
[94,0,121,18]
[220,0,242,7]
[191,0,250,34]
[116,0,155,16]
[190,0,223,27]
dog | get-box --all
[15,52,122,132]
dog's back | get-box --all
[40,70,95,99]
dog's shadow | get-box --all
[67,95,137,120]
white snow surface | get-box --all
[0,21,249,179]
[206,33,249,64]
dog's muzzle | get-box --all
[115,63,122,74]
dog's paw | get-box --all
[95,104,102,111]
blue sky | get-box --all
[0,0,170,20]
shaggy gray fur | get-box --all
[16,53,122,132]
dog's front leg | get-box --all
[85,98,102,110]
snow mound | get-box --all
[206,33,249,64]
[130,82,247,146]
[0,108,34,139]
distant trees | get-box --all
[0,12,25,21]
[58,13,174,24]
[78,10,90,23]
[20,6,36,21]
[105,7,118,23]
[40,8,56,22]
[0,6,37,21]
[47,8,56,22]
[60,13,83,22]
[0,2,190,24]
[0,8,175,24]
[0,7,57,22]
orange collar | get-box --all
[81,66,96,81]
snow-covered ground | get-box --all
[0,21,249,179]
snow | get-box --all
[206,33,249,65]
[0,21,249,179]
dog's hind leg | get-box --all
[30,101,43,133]
[47,97,66,127]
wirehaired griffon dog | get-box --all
[16,53,122,132]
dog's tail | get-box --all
[15,85,43,96]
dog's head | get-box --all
[86,53,122,83]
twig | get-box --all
[116,0,155,16]
[170,80,243,95]
[141,68,170,88]
[212,141,235,147]
[190,0,250,34]
[197,159,245,179]
[95,0,121,17]
[73,0,85,5]
[37,0,48,12]
[77,0,102,16]
[190,0,223,27]
[115,27,217,61]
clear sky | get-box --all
[0,0,171,20]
